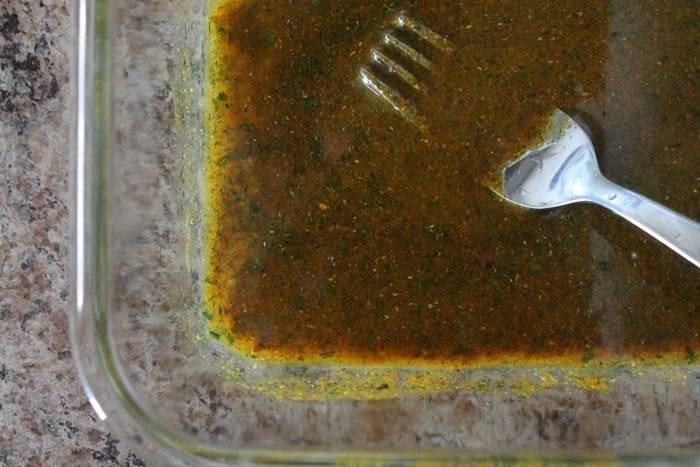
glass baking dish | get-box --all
[70,0,700,464]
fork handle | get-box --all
[587,176,700,267]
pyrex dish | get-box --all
[70,0,700,464]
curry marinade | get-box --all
[203,0,700,366]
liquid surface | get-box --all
[204,0,699,365]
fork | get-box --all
[359,14,454,125]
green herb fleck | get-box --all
[685,347,697,364]
[265,30,278,46]
[303,97,316,110]
[217,153,231,167]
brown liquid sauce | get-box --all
[204,0,699,366]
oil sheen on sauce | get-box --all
[203,0,699,366]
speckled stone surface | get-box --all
[0,2,143,464]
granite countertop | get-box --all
[0,2,143,464]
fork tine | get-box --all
[359,67,417,118]
[384,32,433,70]
[360,67,427,130]
[394,14,455,53]
[371,49,421,90]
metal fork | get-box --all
[359,14,454,125]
